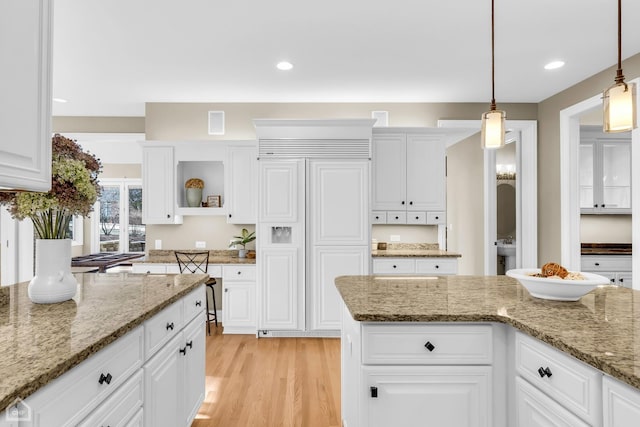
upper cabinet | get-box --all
[372,130,446,225]
[142,146,181,224]
[226,143,258,224]
[579,126,631,214]
[0,0,52,191]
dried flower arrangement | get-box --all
[0,134,102,239]
[185,178,204,189]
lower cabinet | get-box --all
[18,285,206,427]
[372,257,458,275]
[363,366,491,427]
[581,255,632,288]
[221,265,256,334]
[603,375,640,427]
[144,313,205,427]
[516,377,590,427]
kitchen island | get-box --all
[336,275,640,427]
[0,272,208,425]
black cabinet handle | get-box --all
[401,201,405,205]
[225,288,228,292]
[435,265,439,269]
[370,386,378,398]
[229,214,232,218]
[601,204,605,208]
[409,201,413,205]
[179,347,187,355]
[167,214,170,219]
[375,216,379,219]
[611,278,616,283]
[392,265,397,269]
[237,271,242,275]
[620,278,624,283]
[594,204,598,208]
[435,216,439,220]
[538,366,552,378]
[395,216,399,220]
[195,300,202,307]
[595,262,600,266]
[424,341,435,352]
[98,373,113,385]
[415,216,419,220]
[166,322,174,331]
[186,340,193,349]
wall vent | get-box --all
[208,111,225,135]
[258,138,371,159]
[371,111,389,127]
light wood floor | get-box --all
[191,326,341,427]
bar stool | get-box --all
[174,251,218,335]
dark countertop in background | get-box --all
[581,243,632,255]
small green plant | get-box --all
[229,228,256,249]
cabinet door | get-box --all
[227,145,258,224]
[309,160,369,245]
[603,375,640,427]
[601,141,631,212]
[516,377,590,427]
[142,146,176,224]
[579,143,595,211]
[372,134,406,210]
[406,135,446,211]
[363,366,492,427]
[143,334,182,427]
[258,248,300,330]
[182,316,205,426]
[0,0,52,192]
[309,246,368,331]
[222,282,256,331]
[259,160,301,222]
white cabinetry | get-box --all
[603,375,640,427]
[372,257,458,275]
[258,248,301,331]
[0,0,52,192]
[581,255,632,288]
[226,144,258,224]
[259,160,300,222]
[222,265,256,334]
[142,146,180,224]
[579,126,631,214]
[372,131,446,224]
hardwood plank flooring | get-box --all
[192,327,341,427]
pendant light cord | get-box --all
[615,0,625,84]
[490,0,497,110]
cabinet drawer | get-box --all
[222,265,256,281]
[78,370,143,427]
[165,264,181,274]
[372,258,414,274]
[126,407,144,427]
[26,326,144,427]
[144,300,182,360]
[515,332,601,425]
[371,211,387,224]
[581,255,631,272]
[362,324,493,365]
[386,211,406,224]
[516,376,590,427]
[132,264,166,274]
[183,285,206,324]
[406,212,427,224]
[415,258,457,275]
[426,211,446,225]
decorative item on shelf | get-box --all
[481,0,506,149]
[185,178,204,207]
[207,195,221,208]
[229,228,256,258]
[246,250,256,259]
[378,242,388,250]
[201,201,208,207]
[603,0,637,132]
[0,134,102,303]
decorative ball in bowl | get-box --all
[506,268,610,301]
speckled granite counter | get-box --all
[335,275,640,390]
[372,249,461,258]
[134,249,256,264]
[0,272,208,412]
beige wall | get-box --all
[580,215,632,243]
[537,53,640,264]
[147,217,255,251]
[446,134,484,274]
[52,116,145,133]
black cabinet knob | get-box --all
[409,201,413,205]
[620,278,624,283]
[595,262,600,266]
[435,265,439,269]
[229,214,232,218]
[237,271,242,275]
[401,201,405,205]
[395,216,399,220]
[179,347,187,355]
[375,216,379,219]
[415,216,419,220]
[167,214,170,219]
[98,373,113,385]
[537,366,552,378]
[424,341,435,352]
[544,367,552,377]
[601,204,605,208]
[370,386,378,398]
[195,300,202,307]
[166,322,174,331]
[225,288,228,292]
[611,278,616,283]
[392,265,397,269]
[435,216,439,220]
[186,340,193,349]
[594,204,598,208]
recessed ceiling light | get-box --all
[544,61,565,70]
[53,98,68,103]
[276,61,293,71]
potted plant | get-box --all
[0,134,101,303]
[229,228,256,258]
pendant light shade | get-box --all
[603,0,637,133]
[481,0,506,149]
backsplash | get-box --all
[374,243,439,250]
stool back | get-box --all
[174,251,210,274]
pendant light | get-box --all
[603,0,637,133]
[481,0,506,149]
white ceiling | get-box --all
[52,0,640,117]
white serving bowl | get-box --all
[506,268,610,301]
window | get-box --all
[92,179,144,253]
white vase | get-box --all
[238,249,247,258]
[186,188,203,207]
[28,239,78,304]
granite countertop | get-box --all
[0,272,208,412]
[335,275,640,390]
[371,242,461,258]
[133,249,256,265]
[581,243,632,255]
